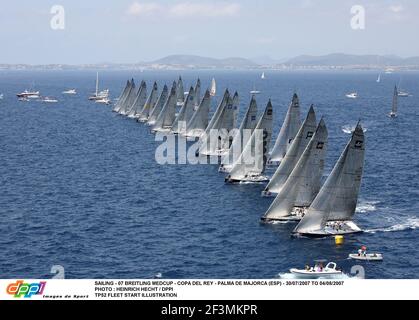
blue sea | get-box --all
[0,70,418,279]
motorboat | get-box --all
[62,89,77,95]
[346,92,358,99]
[17,90,40,99]
[289,261,343,279]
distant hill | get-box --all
[284,53,419,66]
[152,55,259,68]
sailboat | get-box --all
[194,78,201,107]
[210,78,217,97]
[219,95,258,173]
[389,85,398,118]
[376,74,381,83]
[261,72,266,80]
[262,119,328,221]
[113,80,132,112]
[147,85,169,126]
[184,90,212,138]
[119,80,137,115]
[127,81,147,118]
[138,82,159,122]
[263,106,317,197]
[171,87,196,135]
[225,100,273,184]
[293,122,366,237]
[152,84,178,133]
[176,76,185,106]
[89,72,109,101]
[268,93,301,165]
[0,93,3,100]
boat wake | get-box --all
[342,124,368,134]
[356,200,380,214]
[365,218,419,234]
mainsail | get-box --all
[119,80,137,115]
[152,84,177,132]
[147,84,169,125]
[138,82,159,122]
[210,78,216,97]
[263,106,317,196]
[220,95,258,172]
[115,79,134,113]
[390,85,398,117]
[218,92,239,154]
[194,78,201,107]
[293,123,366,235]
[198,90,231,155]
[176,76,184,106]
[185,89,211,138]
[226,100,273,182]
[113,80,130,112]
[172,86,196,135]
[128,81,147,118]
[262,119,328,220]
[269,93,301,164]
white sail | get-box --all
[95,72,99,96]
[207,89,230,132]
[198,90,231,155]
[219,95,258,172]
[147,84,169,125]
[218,91,240,154]
[176,76,184,106]
[113,80,131,112]
[152,83,178,132]
[377,74,381,83]
[210,78,216,97]
[226,100,273,182]
[172,86,196,135]
[194,78,201,107]
[119,80,137,115]
[390,85,398,117]
[293,123,365,235]
[115,79,133,113]
[261,72,266,80]
[263,119,328,220]
[185,89,211,138]
[269,93,301,164]
[264,106,317,196]
[128,81,147,118]
[138,82,159,122]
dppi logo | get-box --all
[6,280,46,298]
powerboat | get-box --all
[397,90,409,97]
[95,97,111,105]
[346,92,358,99]
[289,261,343,279]
[62,89,77,95]
[17,90,40,99]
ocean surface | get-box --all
[0,70,418,279]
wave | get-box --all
[365,217,419,234]
[356,201,380,214]
[342,125,368,134]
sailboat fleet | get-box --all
[109,75,372,238]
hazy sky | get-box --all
[1,0,418,64]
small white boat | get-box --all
[95,98,111,105]
[376,74,381,83]
[62,89,77,95]
[346,92,358,99]
[349,253,383,262]
[290,262,343,279]
[17,90,40,99]
[250,90,261,95]
[398,91,409,97]
[0,93,3,99]
[42,97,58,103]
[261,72,266,80]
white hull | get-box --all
[225,175,269,184]
[349,253,383,262]
[294,221,362,237]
